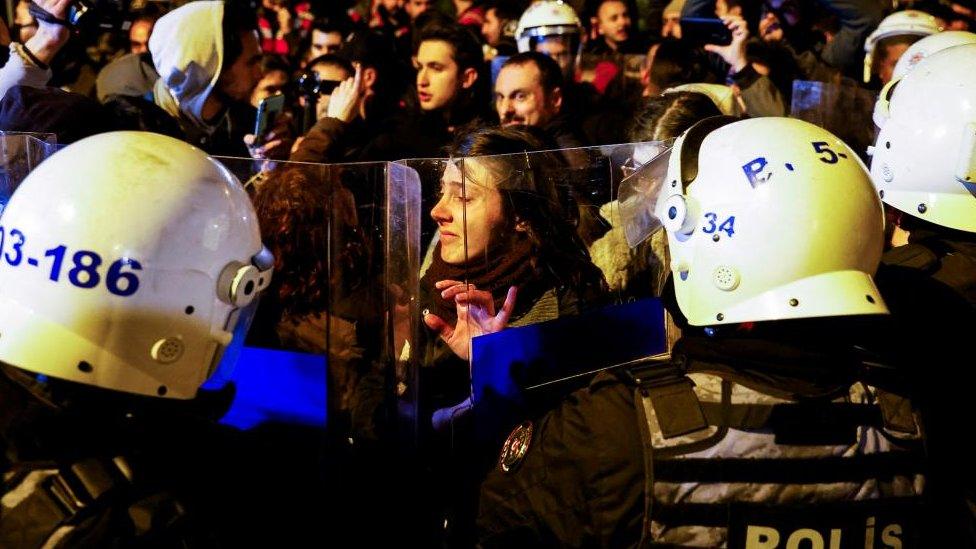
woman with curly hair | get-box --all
[248,165,371,414]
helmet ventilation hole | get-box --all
[185,306,195,315]
[712,266,740,291]
[866,295,876,304]
[151,338,185,364]
[157,386,168,396]
[78,361,93,373]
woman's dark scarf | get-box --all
[420,236,550,326]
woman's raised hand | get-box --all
[423,280,518,361]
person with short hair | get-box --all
[481,0,524,56]
[364,17,489,159]
[585,0,645,54]
[494,51,587,148]
[404,0,435,21]
[250,54,292,108]
[303,17,346,66]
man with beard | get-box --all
[493,51,587,148]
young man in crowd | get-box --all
[482,0,524,57]
[303,17,345,66]
[364,17,487,160]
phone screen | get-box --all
[680,17,733,46]
[254,94,287,140]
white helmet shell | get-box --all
[863,10,942,82]
[870,43,976,233]
[515,0,582,53]
[892,30,976,80]
[0,132,272,399]
[658,117,887,326]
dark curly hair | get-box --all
[251,166,366,318]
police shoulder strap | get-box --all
[0,456,133,547]
[623,356,708,440]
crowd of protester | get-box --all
[6,0,972,161]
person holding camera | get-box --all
[288,54,370,163]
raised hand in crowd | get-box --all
[704,14,749,73]
[273,1,293,39]
[325,64,364,124]
[244,110,295,161]
[25,0,73,64]
[423,280,517,361]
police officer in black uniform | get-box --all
[868,43,976,545]
[478,117,936,548]
[0,131,283,546]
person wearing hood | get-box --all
[146,2,269,156]
[0,0,273,158]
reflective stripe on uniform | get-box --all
[637,371,925,548]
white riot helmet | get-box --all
[892,30,976,80]
[515,0,582,53]
[870,44,976,233]
[863,10,941,83]
[0,132,272,399]
[619,117,887,326]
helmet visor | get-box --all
[0,132,60,216]
[617,141,673,247]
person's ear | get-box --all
[461,66,478,89]
[550,86,563,112]
[514,218,529,232]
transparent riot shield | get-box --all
[0,132,59,215]
[205,157,421,445]
[395,141,673,451]
[791,79,878,162]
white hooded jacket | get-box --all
[149,1,225,136]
